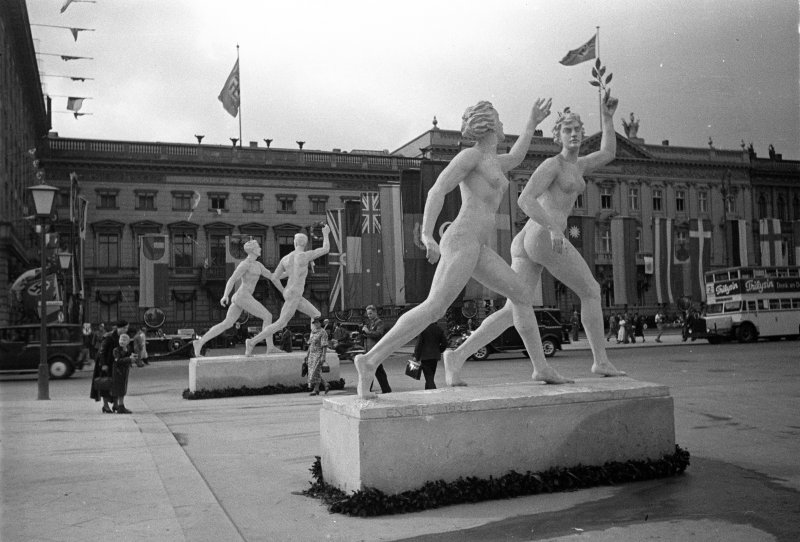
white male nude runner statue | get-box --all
[443,90,626,385]
[354,97,572,398]
[192,239,274,356]
[245,226,331,356]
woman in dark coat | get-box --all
[90,322,123,413]
[110,333,137,413]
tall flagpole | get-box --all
[237,44,242,147]
[596,26,602,128]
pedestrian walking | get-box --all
[91,320,126,413]
[306,317,330,396]
[616,315,627,344]
[655,309,666,342]
[110,333,139,414]
[280,327,293,352]
[412,321,448,390]
[91,322,105,361]
[634,313,645,342]
[570,310,580,341]
[132,327,149,365]
[606,313,618,342]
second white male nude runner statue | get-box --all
[354,97,572,398]
[245,226,331,356]
[444,90,626,385]
[192,239,274,357]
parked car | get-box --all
[449,308,570,360]
[142,328,198,359]
[0,323,86,379]
[273,325,309,350]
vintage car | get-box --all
[449,308,570,360]
[142,328,198,359]
[0,323,86,379]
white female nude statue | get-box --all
[245,226,331,356]
[444,90,626,385]
[354,97,571,398]
[192,240,274,356]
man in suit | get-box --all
[413,321,448,389]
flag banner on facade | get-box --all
[559,34,597,66]
[26,273,62,322]
[327,208,348,312]
[610,216,638,306]
[69,172,78,223]
[400,163,462,304]
[344,200,365,308]
[360,192,385,308]
[78,196,89,240]
[378,184,405,306]
[793,220,800,266]
[139,235,170,308]
[759,218,783,266]
[66,97,85,111]
[689,218,712,301]
[567,215,596,269]
[727,219,749,267]
[218,59,240,117]
[653,217,674,305]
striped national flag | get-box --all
[689,219,712,301]
[610,216,638,306]
[653,217,674,305]
[728,219,749,267]
[139,235,169,308]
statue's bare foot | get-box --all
[532,365,574,384]
[192,340,203,357]
[591,360,627,377]
[244,338,255,357]
[443,350,468,387]
[353,354,376,398]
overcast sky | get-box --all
[29,0,799,158]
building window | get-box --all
[776,196,786,221]
[209,193,228,213]
[97,190,118,209]
[309,196,328,215]
[172,192,193,212]
[277,195,296,214]
[652,189,663,212]
[97,233,119,270]
[277,233,295,258]
[726,194,736,214]
[97,296,119,324]
[173,232,194,272]
[174,293,194,322]
[600,187,613,210]
[209,235,227,271]
[243,194,262,213]
[574,193,584,209]
[635,227,642,253]
[600,228,612,253]
[628,187,639,211]
[675,190,686,212]
[758,195,768,218]
[135,191,157,211]
[698,190,708,213]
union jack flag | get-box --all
[327,209,346,311]
[362,192,381,234]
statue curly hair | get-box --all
[461,101,498,141]
[552,107,585,143]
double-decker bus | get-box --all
[704,266,800,343]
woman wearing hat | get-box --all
[306,317,330,396]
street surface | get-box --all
[2,334,799,541]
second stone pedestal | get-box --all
[320,378,675,494]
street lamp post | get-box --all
[28,183,59,400]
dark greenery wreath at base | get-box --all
[302,445,690,517]
[182,378,345,400]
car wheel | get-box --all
[469,346,490,361]
[168,339,184,352]
[542,339,557,358]
[49,357,72,379]
[736,322,757,343]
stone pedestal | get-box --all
[189,352,339,393]
[320,378,674,494]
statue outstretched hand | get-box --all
[321,224,330,236]
[220,295,230,308]
[602,89,619,118]
[531,97,553,125]
[421,233,440,264]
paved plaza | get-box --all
[2,332,799,541]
